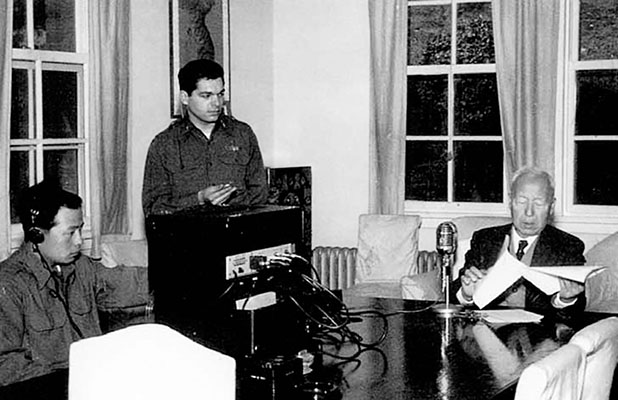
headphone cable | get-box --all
[33,244,84,339]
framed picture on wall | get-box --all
[169,0,230,118]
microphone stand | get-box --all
[432,252,461,318]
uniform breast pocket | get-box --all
[218,147,250,167]
[28,302,67,333]
[67,293,93,316]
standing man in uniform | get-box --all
[142,59,268,217]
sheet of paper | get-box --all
[530,265,606,283]
[473,249,524,309]
[518,265,606,296]
[478,309,543,324]
[470,238,607,307]
[521,268,561,295]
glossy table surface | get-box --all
[304,295,607,400]
[1,295,613,400]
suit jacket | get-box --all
[452,224,587,319]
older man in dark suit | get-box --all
[453,167,586,318]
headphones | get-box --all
[27,208,45,244]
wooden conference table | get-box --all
[300,294,614,400]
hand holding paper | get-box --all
[472,250,523,309]
[472,247,605,309]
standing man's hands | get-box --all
[198,183,237,206]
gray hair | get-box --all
[509,166,555,201]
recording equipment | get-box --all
[146,204,359,400]
[233,256,348,400]
[145,204,308,355]
[240,354,304,400]
[433,221,461,317]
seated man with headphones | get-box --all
[0,181,149,388]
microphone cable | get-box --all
[270,258,390,372]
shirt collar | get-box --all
[179,114,230,140]
[17,243,54,290]
[510,227,538,253]
[17,243,76,290]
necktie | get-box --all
[516,240,528,260]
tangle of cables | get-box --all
[217,252,446,380]
[249,254,391,371]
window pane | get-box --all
[11,68,30,140]
[575,141,618,205]
[35,0,76,51]
[12,0,27,49]
[454,73,501,136]
[12,0,75,51]
[407,75,448,136]
[454,141,503,203]
[10,151,32,224]
[43,70,78,139]
[405,141,447,201]
[43,149,79,193]
[579,0,618,61]
[408,5,451,65]
[575,70,618,136]
[457,2,494,64]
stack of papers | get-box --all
[472,248,605,309]
[477,309,543,324]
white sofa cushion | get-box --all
[101,239,149,268]
[584,231,618,313]
[356,214,421,283]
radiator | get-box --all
[311,247,442,291]
[311,246,357,291]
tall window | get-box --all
[406,0,502,210]
[406,0,618,222]
[10,1,89,232]
[567,0,618,213]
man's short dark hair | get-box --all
[18,181,83,234]
[178,59,225,94]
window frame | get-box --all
[405,0,507,216]
[406,0,618,238]
[561,0,618,222]
[9,1,91,248]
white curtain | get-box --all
[89,1,131,258]
[0,1,13,259]
[492,0,563,180]
[0,2,130,259]
[368,0,408,214]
